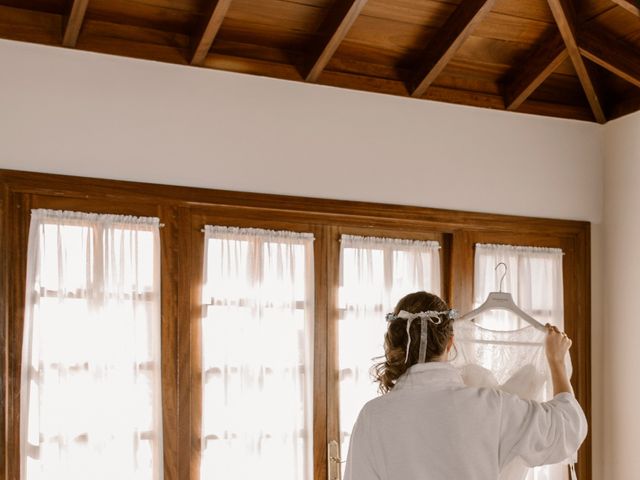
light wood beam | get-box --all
[305,0,368,82]
[505,34,568,111]
[410,0,496,98]
[62,0,89,47]
[610,0,640,17]
[579,27,640,88]
[191,0,233,66]
[546,0,607,123]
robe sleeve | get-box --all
[344,406,382,480]
[498,391,588,468]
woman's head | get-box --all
[373,291,455,393]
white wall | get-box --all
[0,39,603,221]
[602,111,640,480]
[0,38,606,477]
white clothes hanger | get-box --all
[456,262,546,332]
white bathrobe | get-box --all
[344,362,587,480]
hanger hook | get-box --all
[495,262,507,292]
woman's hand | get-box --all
[544,323,574,395]
[545,323,572,365]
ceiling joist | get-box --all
[505,34,568,111]
[610,0,640,17]
[191,0,233,66]
[62,0,89,47]
[409,0,496,98]
[546,0,607,123]
[305,0,368,82]
[579,27,640,88]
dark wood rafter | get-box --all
[409,0,497,98]
[190,0,233,66]
[1,0,640,123]
[579,27,640,88]
[304,0,368,82]
[610,0,640,17]
[546,0,607,123]
[505,33,568,111]
[62,0,89,47]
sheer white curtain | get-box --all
[200,226,314,480]
[474,244,564,331]
[338,235,441,466]
[474,243,567,480]
[20,209,163,480]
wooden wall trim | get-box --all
[0,169,589,234]
[0,182,8,480]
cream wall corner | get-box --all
[602,111,640,480]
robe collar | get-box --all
[394,361,463,390]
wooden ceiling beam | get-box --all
[305,0,368,82]
[505,33,568,111]
[191,0,233,66]
[579,27,640,88]
[62,0,90,47]
[610,0,640,17]
[546,0,607,123]
[410,0,497,98]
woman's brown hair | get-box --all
[373,291,454,393]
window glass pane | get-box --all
[337,235,441,474]
[200,226,314,480]
[472,243,566,480]
[21,210,163,480]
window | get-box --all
[2,171,591,480]
[199,226,315,480]
[20,210,163,480]
[337,235,441,473]
[472,243,567,480]
[474,243,564,330]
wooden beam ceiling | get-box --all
[409,0,497,98]
[191,0,233,66]
[546,0,607,123]
[610,0,640,17]
[505,34,568,111]
[2,0,640,123]
[579,27,640,88]
[62,0,89,47]
[305,0,368,82]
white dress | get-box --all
[453,320,577,480]
[343,362,587,480]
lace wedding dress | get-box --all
[452,320,574,480]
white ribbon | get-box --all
[389,310,457,364]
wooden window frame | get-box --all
[0,169,591,480]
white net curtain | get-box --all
[338,234,442,469]
[20,209,163,480]
[18,212,572,480]
[200,226,315,480]
[473,243,567,480]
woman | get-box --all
[344,291,587,480]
